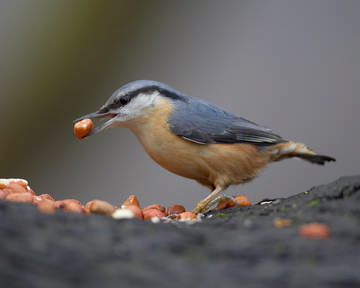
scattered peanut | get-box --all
[56,199,82,207]
[74,118,94,139]
[28,188,36,196]
[85,200,116,216]
[56,200,84,214]
[0,178,28,189]
[0,178,206,222]
[36,200,56,214]
[167,204,186,215]
[112,208,136,219]
[234,195,251,206]
[5,193,33,203]
[299,222,330,239]
[143,208,166,220]
[121,195,140,208]
[0,189,9,199]
[143,204,167,215]
[177,211,197,220]
[122,205,143,219]
[216,195,251,210]
[32,196,44,205]
[3,182,28,194]
[273,218,292,228]
[216,198,236,210]
[39,194,55,201]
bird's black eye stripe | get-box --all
[105,85,186,111]
[110,95,130,109]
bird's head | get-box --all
[74,80,186,137]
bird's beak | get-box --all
[74,111,118,137]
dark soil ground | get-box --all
[0,175,359,288]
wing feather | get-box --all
[168,97,285,146]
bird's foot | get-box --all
[192,193,236,214]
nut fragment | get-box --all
[3,182,28,194]
[112,208,135,219]
[74,118,94,139]
[150,216,161,224]
[177,211,197,220]
[5,193,33,203]
[274,218,292,228]
[32,196,44,205]
[0,178,28,189]
[56,199,84,213]
[56,199,82,207]
[0,189,9,199]
[299,222,330,239]
[167,204,186,215]
[85,200,116,216]
[28,188,36,196]
[143,204,166,215]
[121,195,140,208]
[234,195,252,206]
[39,194,55,201]
[143,208,166,220]
[123,205,143,219]
[37,200,56,214]
[216,198,236,210]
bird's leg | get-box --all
[192,186,224,214]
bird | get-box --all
[75,80,335,213]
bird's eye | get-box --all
[119,96,130,105]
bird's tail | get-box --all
[265,141,336,165]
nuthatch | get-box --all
[75,80,335,213]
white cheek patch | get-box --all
[113,91,161,122]
[128,92,160,118]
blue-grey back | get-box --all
[168,96,285,146]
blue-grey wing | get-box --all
[168,97,285,146]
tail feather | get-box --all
[266,141,336,165]
[295,153,336,165]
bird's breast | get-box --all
[136,122,209,182]
[125,97,210,182]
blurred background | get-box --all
[1,0,359,209]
